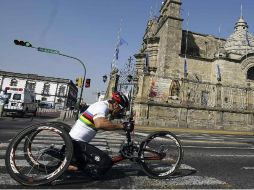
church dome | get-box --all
[224,16,254,59]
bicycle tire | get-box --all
[5,123,73,186]
[138,131,183,179]
[23,122,72,172]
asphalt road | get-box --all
[1,117,254,189]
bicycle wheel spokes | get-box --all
[25,130,65,170]
[139,132,183,179]
[5,123,73,186]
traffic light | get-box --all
[85,78,91,88]
[14,40,32,47]
[75,77,83,88]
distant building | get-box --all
[0,70,78,109]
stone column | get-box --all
[215,83,223,128]
[246,86,253,125]
[216,83,222,108]
[246,86,252,110]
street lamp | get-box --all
[102,75,108,83]
[13,40,86,117]
[127,74,133,83]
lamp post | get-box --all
[102,75,108,83]
[57,53,86,110]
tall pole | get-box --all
[58,53,86,110]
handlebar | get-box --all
[122,120,134,132]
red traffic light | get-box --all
[14,40,32,47]
[85,78,91,88]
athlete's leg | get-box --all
[72,140,112,177]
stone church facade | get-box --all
[132,0,254,131]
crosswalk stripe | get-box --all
[211,154,254,157]
[242,167,254,170]
[184,145,254,150]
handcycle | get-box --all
[5,120,184,186]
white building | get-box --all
[0,70,78,109]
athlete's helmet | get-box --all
[112,91,129,109]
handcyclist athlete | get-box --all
[68,91,132,178]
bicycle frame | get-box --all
[111,128,164,165]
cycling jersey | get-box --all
[69,100,109,142]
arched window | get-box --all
[247,67,254,80]
[57,98,63,103]
[41,97,47,101]
[10,78,18,86]
[169,80,180,97]
[58,85,66,96]
[26,81,36,92]
[42,83,50,95]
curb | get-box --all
[135,125,254,136]
[49,118,254,136]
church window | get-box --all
[201,91,209,106]
[169,80,180,97]
[247,67,254,80]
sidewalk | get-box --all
[135,125,254,136]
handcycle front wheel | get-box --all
[5,123,73,186]
[138,131,183,179]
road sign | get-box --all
[37,47,60,54]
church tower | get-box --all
[156,0,183,77]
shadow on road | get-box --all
[49,165,197,187]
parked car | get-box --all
[3,87,37,116]
[38,102,52,109]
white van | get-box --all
[4,87,37,116]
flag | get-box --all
[216,64,221,81]
[184,57,188,77]
[115,48,119,60]
[114,37,127,60]
[117,37,128,47]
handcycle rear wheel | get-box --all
[5,123,73,186]
[138,131,183,179]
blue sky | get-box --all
[1,0,254,104]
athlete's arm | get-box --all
[94,117,123,130]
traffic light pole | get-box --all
[13,40,86,119]
[58,53,86,117]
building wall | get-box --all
[0,70,78,109]
[133,76,254,131]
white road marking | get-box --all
[242,167,254,170]
[184,145,254,150]
[211,154,254,157]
